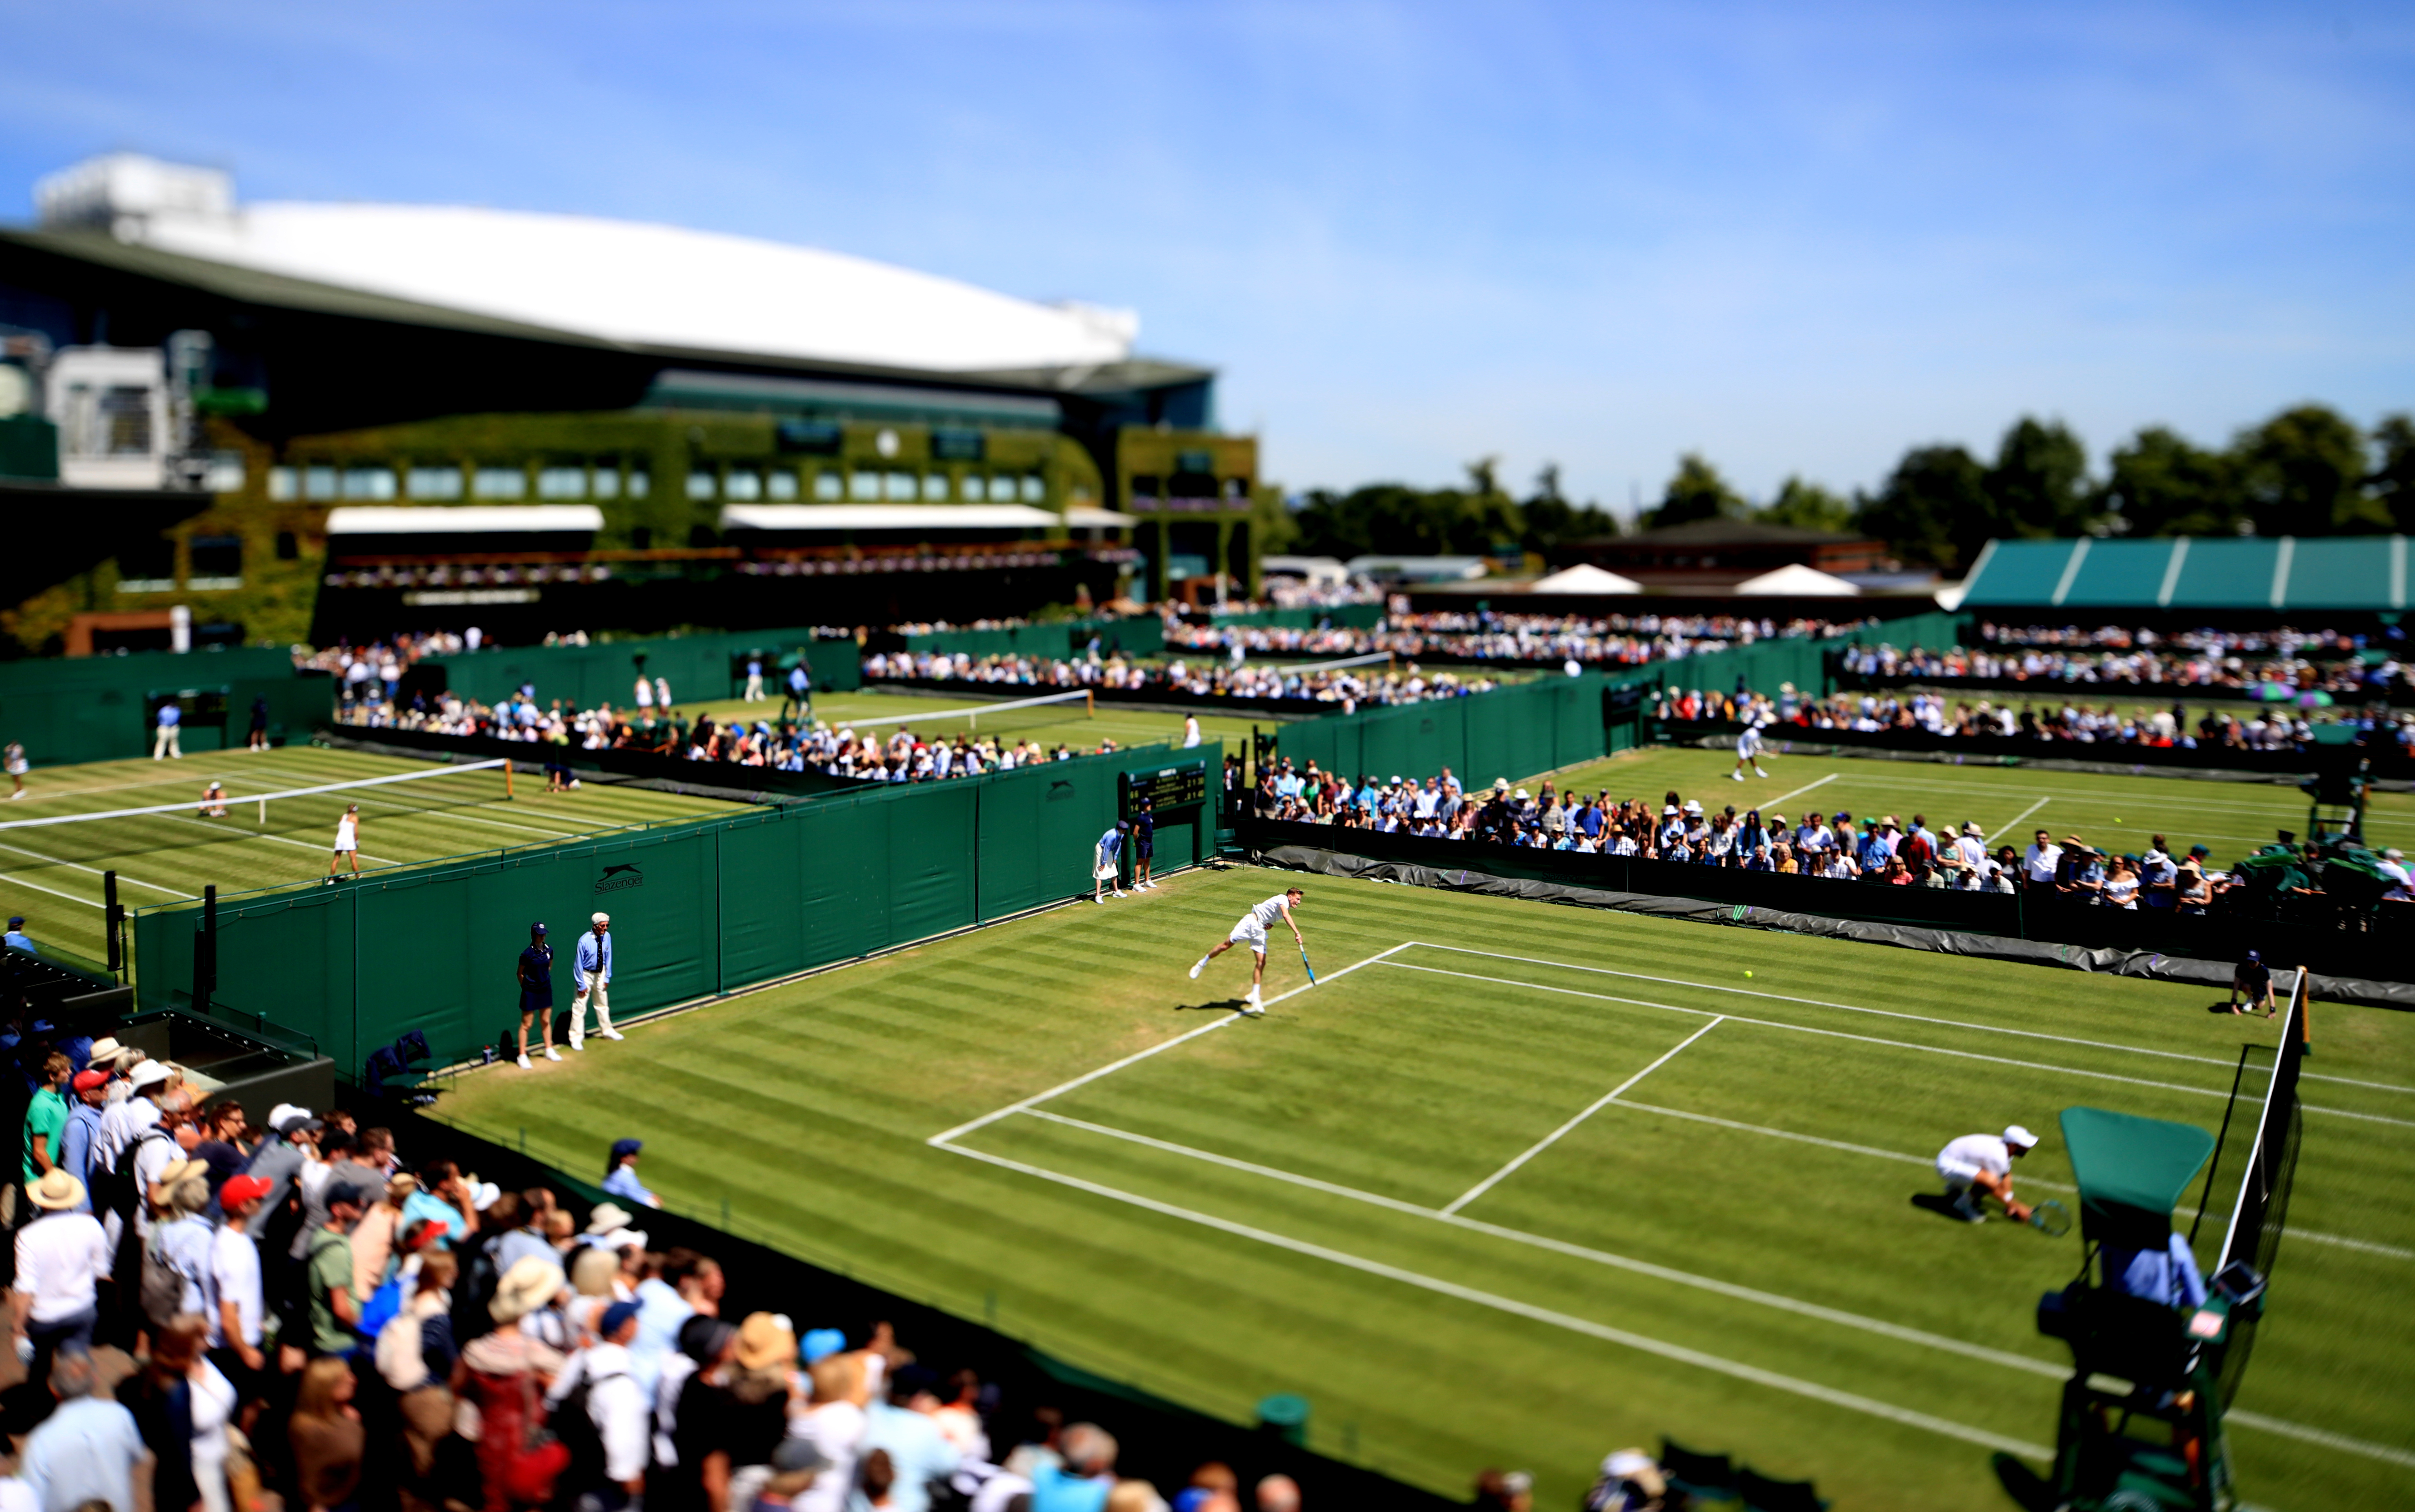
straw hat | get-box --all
[733,1312,797,1371]
[490,1255,570,1323]
[156,1158,209,1189]
[585,1203,634,1235]
[85,1038,127,1071]
[28,1168,85,1211]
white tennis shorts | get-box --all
[1936,1152,1984,1188]
[1227,915,1269,952]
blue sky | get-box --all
[3,0,2409,514]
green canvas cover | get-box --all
[2060,1107,2215,1248]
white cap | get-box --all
[2004,1125,2039,1150]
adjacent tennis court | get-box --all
[0,746,744,967]
[433,866,2415,1510]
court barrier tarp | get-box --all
[1168,604,1385,634]
[895,615,1165,662]
[321,734,818,808]
[430,627,861,711]
[1253,843,2415,1010]
[1240,819,2415,984]
[1275,675,1609,788]
[315,724,859,800]
[135,742,1211,1077]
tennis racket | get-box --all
[2027,1199,2072,1238]
[1298,941,1317,985]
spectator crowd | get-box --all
[859,650,1499,712]
[0,1021,1668,1512]
[1164,612,1877,670]
[1841,623,2409,699]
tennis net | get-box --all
[0,758,512,832]
[2210,967,2308,1405]
[837,688,1093,734]
[1274,650,1395,674]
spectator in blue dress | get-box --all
[603,1138,659,1208]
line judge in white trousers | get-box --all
[569,911,623,1049]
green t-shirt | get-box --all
[22,1087,65,1183]
[306,1228,357,1355]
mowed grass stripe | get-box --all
[435,865,2415,1510]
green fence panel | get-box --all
[901,616,1164,663]
[441,628,852,710]
[0,647,299,766]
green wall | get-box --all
[431,627,859,710]
[0,647,306,765]
[1275,675,1607,787]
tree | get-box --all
[2100,426,2241,537]
[1854,444,1987,570]
[1985,417,2097,538]
[1520,463,1618,556]
[2365,414,2415,533]
[1646,453,1745,530]
[2232,404,2380,535]
[1285,472,1524,559]
[1757,477,1855,534]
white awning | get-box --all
[719,504,1059,531]
[326,505,604,534]
[1734,563,1862,596]
[1065,505,1139,529]
[1527,563,1644,595]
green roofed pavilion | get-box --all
[1958,535,2411,612]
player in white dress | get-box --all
[1188,887,1304,1015]
[5,740,27,800]
[324,803,363,883]
[1730,721,1770,781]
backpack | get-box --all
[375,1304,430,1392]
[551,1362,628,1494]
[140,1215,211,1332]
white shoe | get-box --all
[516,1054,532,1069]
[1241,1000,1264,1017]
[1731,772,1744,781]
[1952,1192,1985,1223]
[568,1040,583,1052]
[545,1047,562,1061]
[1189,958,1205,979]
[1755,767,1770,778]
[1112,889,1127,898]
[600,1029,623,1041]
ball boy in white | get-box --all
[1189,887,1304,1015]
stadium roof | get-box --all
[719,504,1058,532]
[326,505,603,534]
[1959,535,2411,612]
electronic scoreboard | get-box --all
[1121,759,1209,816]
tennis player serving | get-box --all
[1189,887,1304,1016]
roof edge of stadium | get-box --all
[1958,534,2414,613]
[327,505,604,534]
[0,226,1211,399]
[720,504,1060,531]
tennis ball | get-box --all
[1744,970,1754,978]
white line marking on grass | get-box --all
[925,942,1415,1148]
[0,843,193,896]
[1410,944,2412,1097]
[1986,797,2051,845]
[1442,1018,1724,1216]
[932,1138,2054,1459]
[2225,1412,2415,1469]
[0,873,106,909]
[1382,959,2244,1103]
[1763,773,1840,809]
[2291,1230,2415,1262]
[1018,1108,2069,1380]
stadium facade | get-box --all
[0,155,1271,652]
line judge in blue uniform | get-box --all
[515,922,557,1068]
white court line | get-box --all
[925,942,1413,1147]
[1413,943,2412,1098]
[1018,1107,2067,1379]
[1763,773,1838,809]
[0,842,192,897]
[932,1138,2053,1459]
[0,873,107,910]
[1986,797,2052,845]
[1442,1018,1724,1216]
[2225,1412,2415,1470]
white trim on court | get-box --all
[2225,1413,2415,1471]
[0,872,108,910]
[1763,773,1838,809]
[933,1138,2055,1460]
[1442,1018,1724,1215]
[0,843,192,897]
[1985,797,2051,845]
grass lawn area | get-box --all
[1538,745,2414,866]
[665,686,1293,766]
[432,865,2413,1510]
[0,745,747,968]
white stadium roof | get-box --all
[327,505,604,534]
[41,155,1137,374]
[719,504,1059,532]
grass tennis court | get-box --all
[0,746,745,967]
[433,866,2415,1511]
[1545,745,2414,863]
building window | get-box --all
[884,470,916,501]
[190,534,242,589]
[768,469,799,501]
[341,466,396,500]
[815,471,843,500]
[304,465,339,500]
[474,466,527,499]
[850,470,880,500]
[687,469,717,501]
[630,468,650,499]
[960,474,986,502]
[591,466,620,500]
[537,465,586,499]
[204,452,245,493]
[275,530,299,561]
[931,428,985,462]
[922,473,948,501]
[725,469,762,501]
[1176,449,1215,475]
[115,536,176,591]
[775,419,843,455]
[1020,474,1045,503]
[408,466,464,500]
[268,466,297,501]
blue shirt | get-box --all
[602,1164,656,1207]
[20,1395,143,1512]
[156,704,179,728]
[2,930,32,953]
[626,1275,691,1399]
[400,1190,469,1249]
[2107,1233,2208,1309]
[1095,828,1122,860]
[1028,1463,1112,1512]
[60,1103,102,1210]
[855,1402,962,1512]
[575,931,613,985]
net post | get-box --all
[1087,689,1095,719]
[194,883,217,1016]
[505,760,514,801]
[257,795,266,826]
[103,871,121,976]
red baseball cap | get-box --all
[220,1175,271,1208]
[71,1070,109,1092]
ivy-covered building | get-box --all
[0,155,1275,653]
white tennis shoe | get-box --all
[1189,958,1205,979]
[516,1053,531,1069]
[600,1029,624,1041]
[545,1047,562,1062]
